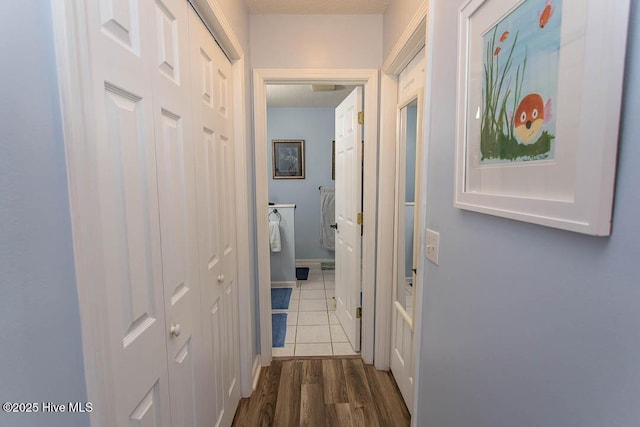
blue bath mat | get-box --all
[271,287,292,310]
[272,313,287,347]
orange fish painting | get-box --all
[514,94,552,144]
[480,0,561,162]
[539,0,554,28]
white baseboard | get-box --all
[271,281,297,287]
[296,259,335,266]
[251,355,261,392]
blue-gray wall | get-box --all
[0,2,88,426]
[415,1,640,426]
[267,107,335,261]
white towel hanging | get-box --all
[269,220,281,252]
[320,187,335,251]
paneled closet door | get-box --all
[189,8,241,427]
[84,0,171,424]
[149,0,201,426]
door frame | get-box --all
[375,3,431,422]
[253,69,378,365]
[50,1,255,424]
[375,2,428,372]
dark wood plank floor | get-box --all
[232,358,410,427]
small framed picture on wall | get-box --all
[273,139,305,179]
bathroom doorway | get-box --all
[266,83,358,357]
[253,69,379,365]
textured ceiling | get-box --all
[267,84,357,107]
[245,0,389,14]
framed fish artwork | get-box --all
[454,0,630,235]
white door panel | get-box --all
[335,87,363,352]
[189,8,240,427]
[391,304,414,409]
[86,0,171,423]
[150,0,199,425]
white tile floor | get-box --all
[272,264,358,357]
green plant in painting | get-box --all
[481,27,554,161]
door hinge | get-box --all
[356,307,362,319]
[357,212,363,225]
[358,111,364,125]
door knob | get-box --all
[217,274,224,283]
[170,323,181,338]
[330,223,338,230]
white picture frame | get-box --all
[455,0,630,235]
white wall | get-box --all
[415,1,640,426]
[382,0,425,60]
[0,2,88,426]
[250,14,383,69]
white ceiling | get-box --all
[266,84,357,107]
[245,0,389,15]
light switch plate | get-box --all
[426,229,440,265]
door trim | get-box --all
[253,69,378,366]
[50,2,254,425]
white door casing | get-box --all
[189,8,241,427]
[151,0,200,425]
[334,87,363,352]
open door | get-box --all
[334,87,363,352]
[390,47,426,412]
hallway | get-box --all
[232,358,410,426]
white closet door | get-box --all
[149,0,200,426]
[85,0,171,424]
[189,8,241,427]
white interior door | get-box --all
[85,0,171,424]
[189,8,241,427]
[390,47,426,412]
[335,87,363,352]
[390,99,416,410]
[151,0,200,426]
